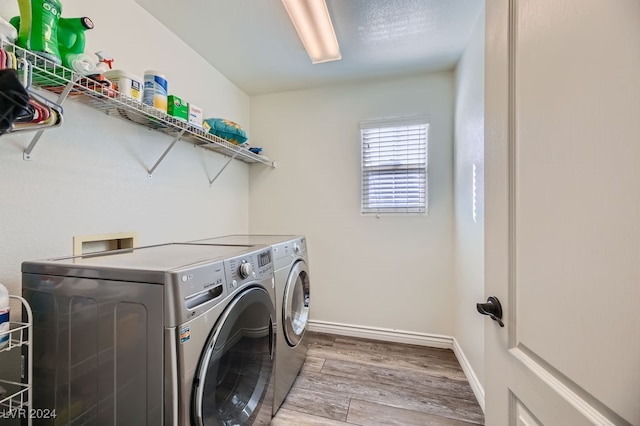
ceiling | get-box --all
[134,0,484,96]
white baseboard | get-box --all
[307,319,485,413]
[452,337,485,412]
[308,319,453,349]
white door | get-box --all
[484,1,640,425]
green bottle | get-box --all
[11,0,64,64]
[58,17,94,69]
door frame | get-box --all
[484,1,514,421]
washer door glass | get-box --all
[284,260,310,347]
[193,286,275,426]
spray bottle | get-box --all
[0,283,9,350]
[10,0,63,64]
[58,16,93,69]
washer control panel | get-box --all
[225,249,273,292]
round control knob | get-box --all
[239,261,253,279]
[293,243,300,254]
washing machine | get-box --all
[189,235,310,415]
[21,242,276,425]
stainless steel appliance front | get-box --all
[188,235,311,415]
[22,243,275,425]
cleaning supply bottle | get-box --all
[11,0,63,64]
[58,16,94,69]
[0,283,9,350]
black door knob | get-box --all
[477,296,504,327]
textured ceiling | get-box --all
[134,0,484,96]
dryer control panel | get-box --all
[272,237,306,269]
[225,249,273,293]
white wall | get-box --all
[249,73,455,336]
[453,9,485,392]
[0,0,252,298]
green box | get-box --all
[167,95,188,121]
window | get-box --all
[360,117,429,215]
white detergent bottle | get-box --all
[0,283,9,350]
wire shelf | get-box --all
[0,321,30,353]
[0,378,29,411]
[0,295,32,426]
[0,40,274,167]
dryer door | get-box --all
[192,286,275,426]
[283,260,310,347]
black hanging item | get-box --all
[0,68,30,134]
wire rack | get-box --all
[0,40,273,167]
[0,295,33,426]
[0,378,29,417]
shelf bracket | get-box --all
[147,129,186,178]
[209,150,241,186]
[23,78,77,161]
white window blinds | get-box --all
[360,117,428,215]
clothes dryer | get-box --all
[22,243,276,425]
[189,235,310,414]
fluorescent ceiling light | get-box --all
[282,0,342,64]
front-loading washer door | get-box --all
[192,286,275,426]
[283,260,310,347]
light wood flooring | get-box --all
[271,332,485,426]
